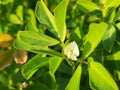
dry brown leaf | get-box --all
[14,50,28,64]
[0,42,12,48]
[0,50,14,71]
[0,34,14,42]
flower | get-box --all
[64,41,79,61]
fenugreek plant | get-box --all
[1,0,120,90]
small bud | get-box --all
[14,50,28,64]
[64,41,79,61]
[21,82,28,88]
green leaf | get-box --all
[0,85,9,90]
[1,0,13,5]
[106,51,120,60]
[108,9,116,23]
[26,9,36,25]
[16,31,59,47]
[54,0,68,42]
[9,14,23,24]
[57,77,70,90]
[99,0,106,4]
[16,5,23,21]
[32,49,62,57]
[88,61,119,90]
[71,27,83,46]
[49,56,63,74]
[35,0,68,42]
[43,72,57,89]
[0,69,9,86]
[105,0,120,9]
[0,24,2,34]
[77,0,99,14]
[14,36,62,57]
[21,54,49,79]
[25,21,39,32]
[35,0,58,37]
[27,82,49,90]
[82,22,107,59]
[114,8,120,22]
[116,23,120,30]
[102,25,116,52]
[57,61,72,75]
[14,36,46,51]
[116,70,120,80]
[65,65,82,90]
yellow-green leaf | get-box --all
[82,22,107,59]
[65,65,82,90]
[88,61,119,90]
[49,56,63,74]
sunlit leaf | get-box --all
[1,0,13,5]
[35,0,68,42]
[108,9,116,23]
[15,31,59,47]
[14,50,28,64]
[54,0,69,42]
[77,0,99,14]
[105,0,120,9]
[35,0,58,37]
[25,21,39,32]
[117,70,120,80]
[26,9,36,25]
[16,5,23,21]
[106,51,120,60]
[116,23,120,30]
[65,65,82,90]
[14,36,62,56]
[9,14,23,24]
[88,61,119,90]
[82,22,107,59]
[14,30,61,57]
[99,0,106,4]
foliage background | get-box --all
[0,0,120,90]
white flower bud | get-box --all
[64,41,79,61]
